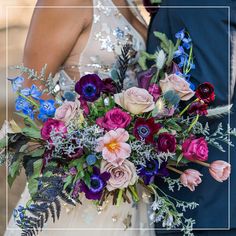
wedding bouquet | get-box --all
[1,29,235,236]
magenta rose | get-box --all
[41,118,67,141]
[96,108,131,130]
[148,83,162,102]
[182,137,209,161]
[157,132,176,153]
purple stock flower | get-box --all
[75,74,103,102]
[137,67,157,90]
[138,159,159,185]
[80,167,110,200]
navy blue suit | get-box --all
[147,0,236,234]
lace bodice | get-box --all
[58,0,146,91]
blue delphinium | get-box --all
[15,96,34,119]
[8,76,24,92]
[175,29,185,40]
[21,84,42,100]
[38,99,56,121]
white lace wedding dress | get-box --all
[5,1,155,235]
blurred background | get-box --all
[0,0,149,234]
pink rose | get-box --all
[159,74,195,101]
[182,137,208,161]
[41,118,67,141]
[148,83,162,102]
[54,101,79,125]
[180,169,202,191]
[114,87,155,115]
[101,159,138,191]
[96,108,131,131]
[209,160,231,182]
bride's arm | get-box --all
[23,0,92,77]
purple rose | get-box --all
[41,118,67,141]
[96,108,131,130]
[182,137,208,162]
[148,83,162,102]
[157,132,176,153]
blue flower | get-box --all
[8,76,24,92]
[175,29,185,40]
[21,84,42,100]
[174,46,185,58]
[15,96,34,119]
[86,154,97,166]
[38,99,56,121]
[138,160,159,185]
[178,55,188,68]
[182,37,192,50]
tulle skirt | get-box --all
[5,186,155,236]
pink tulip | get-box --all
[180,169,202,191]
[209,160,231,182]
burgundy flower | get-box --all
[188,101,208,116]
[195,82,215,104]
[143,0,159,14]
[79,97,90,116]
[96,108,131,131]
[182,137,208,162]
[80,167,110,200]
[41,118,67,141]
[157,132,176,153]
[148,83,162,102]
[133,117,162,144]
[67,147,84,160]
[75,74,103,102]
[102,78,117,95]
[137,67,156,90]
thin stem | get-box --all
[187,114,199,132]
[167,165,183,175]
[179,98,198,117]
[191,159,210,168]
[17,92,40,108]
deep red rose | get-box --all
[102,78,117,95]
[157,132,176,153]
[133,117,162,144]
[188,101,208,116]
[195,82,215,103]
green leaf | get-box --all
[30,148,45,157]
[177,153,183,165]
[22,127,41,139]
[138,51,156,70]
[28,159,43,195]
[165,119,182,132]
[8,153,24,187]
[15,112,39,129]
[0,138,7,149]
[83,172,91,188]
[63,175,73,190]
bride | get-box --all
[5,0,154,235]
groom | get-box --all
[146,0,236,235]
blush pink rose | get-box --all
[96,128,131,166]
[54,101,79,125]
[159,74,195,101]
[114,87,155,115]
[180,169,202,191]
[96,108,131,131]
[209,160,231,182]
[182,137,209,161]
[101,159,138,191]
[41,118,67,141]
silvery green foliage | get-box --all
[129,140,175,166]
[163,177,183,192]
[207,105,233,118]
[149,185,197,236]
[192,122,236,152]
[14,64,56,95]
[47,123,104,158]
[156,49,166,70]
